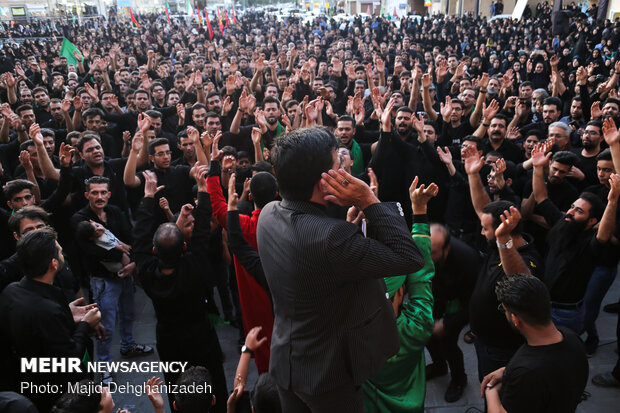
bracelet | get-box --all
[482,123,489,127]
[480,89,487,93]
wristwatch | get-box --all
[241,345,254,355]
[496,238,514,249]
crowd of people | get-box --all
[0,2,619,412]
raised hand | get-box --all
[602,117,619,146]
[506,126,521,141]
[440,95,453,121]
[19,150,33,171]
[608,174,620,203]
[437,146,453,165]
[531,142,552,168]
[463,146,484,175]
[142,170,164,197]
[59,143,75,168]
[222,95,233,116]
[228,173,239,210]
[29,123,43,145]
[320,169,378,209]
[482,99,500,121]
[494,206,522,239]
[409,176,439,214]
[137,113,151,133]
[146,377,165,412]
[591,101,602,119]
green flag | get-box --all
[59,38,82,66]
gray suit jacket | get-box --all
[257,200,424,395]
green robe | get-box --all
[362,221,435,413]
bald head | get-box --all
[430,223,450,264]
[153,223,184,267]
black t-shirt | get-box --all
[522,175,578,213]
[500,326,588,413]
[483,138,525,164]
[537,198,603,303]
[571,148,599,189]
[137,165,193,217]
[469,238,543,349]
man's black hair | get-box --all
[251,373,282,413]
[481,200,522,235]
[338,115,355,124]
[8,206,50,234]
[250,172,278,209]
[16,104,33,117]
[82,107,105,120]
[51,380,102,413]
[579,192,604,222]
[148,137,170,156]
[463,135,483,151]
[41,128,56,139]
[271,127,338,201]
[19,139,35,152]
[551,151,578,167]
[221,146,238,159]
[85,176,110,192]
[252,161,273,174]
[543,97,562,112]
[495,274,552,326]
[3,179,35,201]
[17,227,60,280]
[174,366,214,412]
[596,148,612,162]
[145,109,162,119]
[76,134,101,153]
[396,105,414,114]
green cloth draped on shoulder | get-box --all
[363,221,435,413]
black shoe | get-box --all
[603,302,619,313]
[425,362,448,380]
[445,377,467,403]
[585,335,599,357]
[120,343,154,358]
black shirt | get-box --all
[134,193,215,329]
[500,326,588,413]
[538,198,606,303]
[0,278,91,412]
[137,165,194,219]
[70,204,133,278]
[432,237,481,330]
[483,138,525,164]
[469,237,543,349]
[571,148,600,189]
[71,158,129,212]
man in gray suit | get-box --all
[257,127,425,412]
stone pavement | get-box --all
[109,270,620,412]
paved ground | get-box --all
[108,270,620,412]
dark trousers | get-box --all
[473,338,518,382]
[426,319,467,381]
[277,383,364,413]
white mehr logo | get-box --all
[21,358,82,373]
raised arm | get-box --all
[123,132,144,188]
[531,143,551,204]
[469,73,489,127]
[421,73,438,122]
[30,123,60,180]
[495,206,531,275]
[463,146,490,218]
[602,117,620,173]
[596,174,620,243]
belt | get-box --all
[551,300,583,310]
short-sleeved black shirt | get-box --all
[469,237,543,349]
[499,326,588,413]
